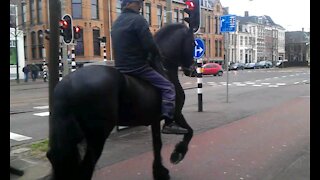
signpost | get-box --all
[220,15,237,103]
[194,38,205,112]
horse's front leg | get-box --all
[151,122,170,180]
[170,113,193,164]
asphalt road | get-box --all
[10,67,310,147]
[10,67,310,179]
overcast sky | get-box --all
[219,0,310,31]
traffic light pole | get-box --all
[48,0,61,143]
[60,0,69,77]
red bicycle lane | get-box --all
[92,96,310,180]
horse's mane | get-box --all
[154,23,188,41]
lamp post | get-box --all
[15,27,20,83]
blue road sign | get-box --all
[220,15,237,33]
[194,38,205,59]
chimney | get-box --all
[302,28,304,32]
[245,11,249,17]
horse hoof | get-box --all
[170,151,183,164]
[154,166,170,180]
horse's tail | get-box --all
[46,79,84,180]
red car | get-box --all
[202,63,223,76]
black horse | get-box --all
[46,23,195,180]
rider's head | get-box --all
[121,0,143,13]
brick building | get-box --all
[14,0,225,67]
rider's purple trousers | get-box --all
[123,66,176,120]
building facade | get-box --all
[16,0,225,68]
[285,29,310,65]
[10,3,25,80]
[226,11,286,65]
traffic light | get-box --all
[44,29,50,40]
[60,14,73,44]
[97,36,106,43]
[183,0,201,34]
[73,26,81,40]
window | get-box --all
[179,10,184,23]
[93,29,100,56]
[72,0,82,19]
[10,5,16,28]
[157,5,162,27]
[215,40,218,57]
[30,0,36,25]
[38,30,44,58]
[207,16,211,33]
[116,0,121,17]
[163,7,167,24]
[208,39,211,57]
[37,0,42,23]
[240,50,243,61]
[75,28,84,55]
[24,35,27,60]
[173,9,178,23]
[245,37,248,46]
[145,3,151,25]
[31,32,37,59]
[21,3,26,26]
[10,40,16,47]
[219,40,222,57]
[91,0,99,19]
[240,36,243,46]
[215,16,218,34]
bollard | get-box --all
[71,44,76,72]
[103,45,107,62]
[58,42,63,81]
[42,47,48,82]
[197,58,203,112]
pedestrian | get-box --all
[22,65,30,82]
[111,0,188,134]
[30,63,40,81]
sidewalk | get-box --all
[10,79,48,86]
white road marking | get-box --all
[294,82,300,84]
[268,85,278,88]
[261,83,271,85]
[10,132,32,141]
[252,84,262,87]
[33,105,49,109]
[33,112,50,117]
[276,83,286,86]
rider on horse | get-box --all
[111,0,188,134]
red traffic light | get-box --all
[60,20,68,29]
[185,1,195,10]
[74,26,80,33]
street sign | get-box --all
[194,38,205,59]
[220,15,237,33]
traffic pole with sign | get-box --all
[194,38,205,112]
[220,15,237,103]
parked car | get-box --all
[276,60,288,67]
[202,63,223,76]
[229,62,245,70]
[255,60,273,68]
[244,62,256,69]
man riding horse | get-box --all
[111,0,188,134]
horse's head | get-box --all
[154,23,195,71]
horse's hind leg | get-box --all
[79,123,114,180]
[151,122,170,180]
[170,113,193,164]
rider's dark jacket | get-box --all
[111,8,160,72]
